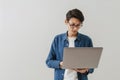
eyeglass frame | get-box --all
[68,22,83,29]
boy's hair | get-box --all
[66,8,84,22]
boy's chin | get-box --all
[72,31,77,34]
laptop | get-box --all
[62,47,103,69]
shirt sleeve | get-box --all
[88,37,93,47]
[88,38,94,74]
[46,36,61,69]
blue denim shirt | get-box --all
[46,32,94,80]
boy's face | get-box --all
[65,17,82,35]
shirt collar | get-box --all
[63,31,81,41]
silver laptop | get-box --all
[62,47,103,69]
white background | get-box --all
[0,0,120,80]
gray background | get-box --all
[0,0,120,80]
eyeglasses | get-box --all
[68,22,83,29]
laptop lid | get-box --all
[62,47,103,69]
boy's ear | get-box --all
[65,19,68,24]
